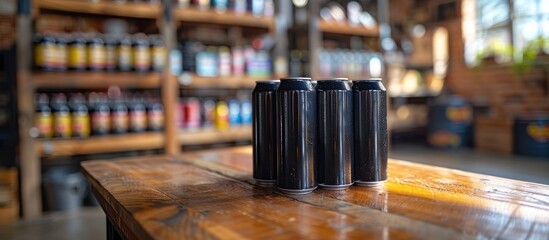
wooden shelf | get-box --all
[32,71,161,89]
[179,126,251,145]
[178,74,271,88]
[36,132,164,157]
[317,20,379,37]
[174,8,274,29]
[36,0,160,19]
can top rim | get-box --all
[317,78,349,81]
[256,80,280,83]
[280,77,312,81]
[352,78,382,82]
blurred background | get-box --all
[0,0,548,237]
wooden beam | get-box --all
[161,0,179,156]
[17,11,41,217]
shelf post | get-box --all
[308,0,321,79]
[17,0,42,218]
[161,0,179,155]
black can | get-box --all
[317,79,353,190]
[352,79,388,187]
[252,80,280,186]
[277,77,317,194]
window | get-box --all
[462,0,549,67]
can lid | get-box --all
[316,79,351,90]
[317,78,349,81]
[352,78,385,91]
[256,80,280,83]
[352,78,382,82]
[254,80,280,91]
[280,77,312,81]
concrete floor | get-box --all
[0,208,105,240]
[1,144,548,239]
[390,143,549,185]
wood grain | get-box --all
[36,132,164,157]
[82,146,549,239]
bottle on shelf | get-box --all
[68,32,88,71]
[54,33,69,71]
[90,93,111,136]
[51,93,72,138]
[227,98,241,126]
[147,98,164,132]
[117,35,134,71]
[132,33,151,72]
[34,32,56,71]
[69,93,91,138]
[34,93,53,138]
[200,98,216,129]
[129,95,147,133]
[110,98,129,134]
[87,33,106,71]
[214,99,229,130]
[150,35,167,72]
[104,34,118,71]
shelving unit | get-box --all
[36,132,164,157]
[18,0,177,218]
[307,2,382,79]
[31,72,161,89]
[179,126,252,145]
[18,0,282,218]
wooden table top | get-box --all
[81,146,549,239]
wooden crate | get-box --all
[0,168,19,224]
[474,116,514,154]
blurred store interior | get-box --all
[0,0,548,237]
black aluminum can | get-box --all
[252,80,280,186]
[317,79,353,190]
[277,77,317,194]
[352,79,388,187]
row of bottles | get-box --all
[34,32,166,72]
[35,91,164,139]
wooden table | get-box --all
[81,146,549,239]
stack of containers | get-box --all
[252,77,388,194]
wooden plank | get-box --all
[36,132,164,157]
[178,74,270,88]
[178,126,251,145]
[31,72,161,89]
[178,146,549,239]
[160,3,179,156]
[317,20,379,37]
[82,156,457,239]
[174,8,274,29]
[36,0,160,19]
[17,12,42,217]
